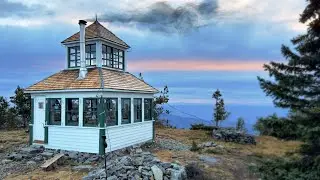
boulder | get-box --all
[170,167,187,180]
[107,175,118,180]
[26,160,37,166]
[119,156,132,166]
[72,165,94,172]
[212,128,256,145]
[20,147,39,154]
[2,159,13,164]
[199,156,218,165]
[151,165,163,180]
[40,152,54,158]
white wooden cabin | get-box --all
[25,20,158,154]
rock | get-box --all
[135,148,143,154]
[32,155,44,162]
[107,175,117,180]
[162,163,172,169]
[199,156,218,165]
[20,147,39,154]
[68,151,79,159]
[199,142,217,148]
[72,165,94,172]
[151,165,163,180]
[133,157,144,166]
[8,153,23,161]
[119,156,132,166]
[170,167,187,180]
[123,166,135,170]
[87,155,99,162]
[40,152,53,158]
[157,139,191,151]
[26,160,37,166]
[212,128,256,145]
[1,159,13,164]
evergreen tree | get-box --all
[258,0,320,155]
[153,85,170,121]
[236,117,246,133]
[212,89,229,127]
[0,96,9,128]
[10,86,31,128]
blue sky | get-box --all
[0,0,306,123]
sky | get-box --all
[0,0,307,124]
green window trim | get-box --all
[83,98,98,127]
[144,98,153,121]
[102,44,124,70]
[46,98,62,125]
[85,44,96,66]
[104,98,118,126]
[121,98,131,124]
[134,98,142,123]
[68,46,80,68]
[65,98,79,126]
[29,98,34,145]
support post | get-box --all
[98,97,106,155]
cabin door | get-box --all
[33,96,45,143]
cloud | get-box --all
[128,59,264,72]
[93,0,220,33]
[0,0,53,18]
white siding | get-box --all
[105,121,153,152]
[46,126,99,153]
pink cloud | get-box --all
[128,59,265,72]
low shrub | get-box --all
[185,163,211,180]
[190,123,218,131]
[256,155,320,180]
[190,141,201,152]
[254,114,301,140]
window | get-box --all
[102,45,112,67]
[134,98,142,122]
[102,45,124,70]
[104,98,118,126]
[86,44,96,66]
[47,98,61,125]
[83,98,98,126]
[66,98,79,126]
[144,99,153,121]
[121,98,131,124]
[68,46,80,68]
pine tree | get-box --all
[258,0,320,155]
[10,86,31,128]
[212,89,229,127]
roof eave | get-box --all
[25,88,157,94]
[61,37,130,49]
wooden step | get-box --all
[41,153,64,170]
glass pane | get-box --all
[70,61,75,67]
[119,50,123,56]
[70,54,75,61]
[91,44,96,51]
[48,98,61,125]
[70,47,75,54]
[119,57,123,63]
[134,99,142,122]
[121,99,131,124]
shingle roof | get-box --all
[61,20,130,48]
[26,68,158,93]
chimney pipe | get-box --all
[78,20,87,79]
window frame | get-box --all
[68,46,80,68]
[102,44,124,70]
[104,98,118,126]
[65,98,79,126]
[47,98,62,125]
[134,98,142,123]
[121,98,131,124]
[85,44,96,66]
[144,98,153,121]
[83,98,98,127]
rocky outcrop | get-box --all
[212,128,256,145]
[83,146,186,180]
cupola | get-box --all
[61,20,130,71]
